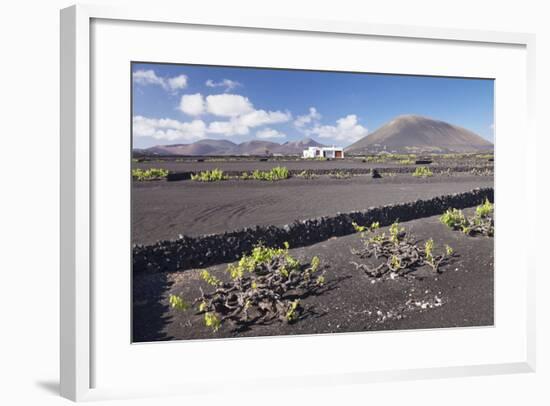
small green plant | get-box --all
[132,168,169,181]
[352,221,380,234]
[389,221,405,243]
[204,312,221,332]
[310,255,320,272]
[412,166,433,177]
[440,208,467,229]
[168,294,189,311]
[398,159,414,165]
[424,239,434,264]
[191,168,227,182]
[475,198,494,218]
[200,270,221,287]
[352,222,367,233]
[250,166,290,181]
[285,300,300,322]
[390,255,402,270]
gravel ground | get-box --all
[132,210,494,342]
[132,174,493,244]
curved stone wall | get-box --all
[133,187,493,274]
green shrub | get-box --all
[132,168,169,181]
[412,166,433,177]
[475,198,494,218]
[168,294,189,311]
[351,220,455,277]
[398,159,414,165]
[250,166,290,181]
[440,200,494,237]
[191,168,227,182]
[440,208,467,229]
[169,242,326,332]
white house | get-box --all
[303,146,344,159]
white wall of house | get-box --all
[303,147,344,159]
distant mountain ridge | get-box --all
[135,137,327,156]
[134,115,493,156]
[345,115,493,154]
[273,137,325,155]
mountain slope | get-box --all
[273,137,326,155]
[139,139,237,156]
[345,115,493,154]
[228,140,281,156]
[135,137,326,156]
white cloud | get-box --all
[256,128,286,139]
[206,94,254,117]
[135,90,292,140]
[205,108,291,137]
[179,93,205,116]
[306,114,368,142]
[132,69,188,92]
[133,70,165,87]
[207,121,249,137]
[205,79,242,92]
[238,109,291,128]
[133,116,206,141]
[167,74,188,91]
[294,107,321,128]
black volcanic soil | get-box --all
[132,174,493,244]
[132,211,494,342]
[133,157,492,173]
[134,159,399,172]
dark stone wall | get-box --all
[133,187,493,274]
[165,165,493,181]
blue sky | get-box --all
[132,62,494,149]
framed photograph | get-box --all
[60,4,536,401]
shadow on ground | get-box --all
[35,380,59,395]
[132,272,175,342]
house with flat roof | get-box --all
[303,146,344,159]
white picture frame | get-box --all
[60,4,536,402]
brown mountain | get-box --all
[345,115,493,154]
[273,137,326,156]
[136,137,326,156]
[228,140,281,156]
[141,139,237,156]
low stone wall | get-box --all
[166,165,493,181]
[133,187,493,274]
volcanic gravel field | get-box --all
[133,211,494,342]
[132,174,493,244]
